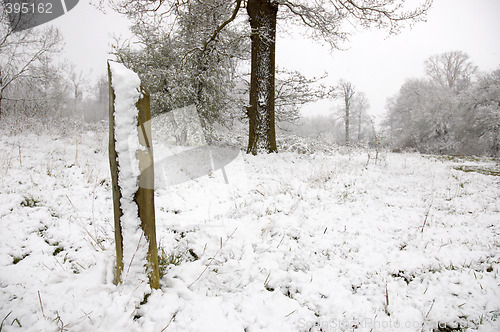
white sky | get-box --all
[54,0,500,121]
[278,0,500,120]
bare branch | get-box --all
[202,0,242,54]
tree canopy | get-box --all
[109,0,432,153]
[384,51,499,157]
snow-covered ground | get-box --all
[0,123,499,331]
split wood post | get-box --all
[108,62,160,289]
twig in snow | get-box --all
[53,256,66,271]
[38,291,46,319]
[276,234,285,248]
[264,272,271,289]
[65,195,77,212]
[160,310,179,332]
[124,233,145,280]
[1,311,13,330]
[54,312,65,332]
[421,203,433,233]
[421,299,435,331]
[254,189,265,196]
[11,317,21,328]
[188,228,237,289]
[384,283,390,316]
[76,310,94,325]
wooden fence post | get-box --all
[135,83,160,289]
[108,61,160,289]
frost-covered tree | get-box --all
[351,92,372,144]
[2,54,70,123]
[112,0,247,137]
[459,69,500,156]
[424,51,477,94]
[332,82,373,146]
[272,69,334,124]
[384,78,449,152]
[384,51,499,157]
[110,0,431,154]
[386,78,463,154]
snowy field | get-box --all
[0,123,499,331]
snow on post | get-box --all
[107,60,160,290]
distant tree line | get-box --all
[334,81,374,147]
[0,10,108,126]
[384,51,500,157]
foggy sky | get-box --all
[54,0,500,120]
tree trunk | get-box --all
[0,75,3,118]
[0,86,4,119]
[341,82,355,146]
[246,0,278,154]
[357,111,361,142]
[345,101,350,146]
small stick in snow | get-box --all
[421,299,435,331]
[384,283,390,316]
[276,234,285,248]
[76,310,94,324]
[124,233,145,280]
[264,272,271,288]
[38,291,46,319]
[65,195,77,212]
[160,310,178,332]
[1,311,13,329]
[421,203,433,233]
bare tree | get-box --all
[110,0,432,154]
[384,51,494,156]
[0,3,63,117]
[424,51,477,94]
[253,68,334,123]
[68,64,89,101]
[339,80,356,146]
[352,92,370,143]
[67,64,91,120]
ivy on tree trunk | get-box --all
[246,0,278,154]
